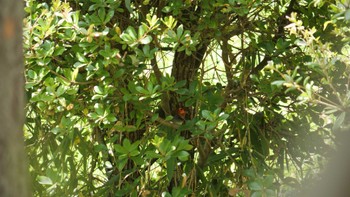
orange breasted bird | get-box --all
[177,108,187,120]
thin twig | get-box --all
[145,111,180,129]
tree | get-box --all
[280,1,350,196]
[24,0,342,196]
[0,0,30,196]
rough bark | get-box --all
[171,45,208,84]
[169,45,208,112]
[0,1,30,196]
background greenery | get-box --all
[23,0,350,196]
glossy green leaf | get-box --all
[139,35,152,44]
[76,52,87,63]
[94,86,104,94]
[38,176,53,185]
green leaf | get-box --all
[251,191,262,197]
[166,29,177,39]
[123,138,132,149]
[159,139,171,155]
[345,9,350,21]
[92,95,104,100]
[125,0,132,13]
[106,114,117,122]
[171,187,192,197]
[202,110,213,121]
[243,168,256,178]
[125,26,137,40]
[303,76,310,86]
[115,69,125,78]
[51,127,61,134]
[176,88,188,95]
[162,192,172,197]
[94,86,104,94]
[130,140,140,150]
[162,15,176,28]
[283,74,293,83]
[36,58,51,66]
[98,7,106,21]
[130,150,140,157]
[105,161,113,169]
[135,86,149,94]
[176,24,184,38]
[38,176,53,185]
[162,6,172,13]
[139,35,152,44]
[94,144,108,153]
[94,103,104,112]
[120,26,138,46]
[174,80,187,88]
[138,24,147,37]
[58,97,66,107]
[333,112,346,131]
[271,80,285,87]
[218,114,229,121]
[76,52,87,63]
[40,94,55,102]
[146,82,153,93]
[146,150,160,159]
[115,144,128,154]
[285,86,297,94]
[151,113,159,122]
[55,85,65,97]
[105,9,115,23]
[177,150,189,161]
[117,157,128,171]
[166,157,176,181]
[27,70,37,79]
[53,46,65,56]
[123,94,132,101]
[248,181,263,191]
[264,175,274,187]
[71,67,79,81]
[131,155,144,165]
[265,189,275,196]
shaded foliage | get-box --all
[23,0,349,196]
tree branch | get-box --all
[251,0,297,74]
[44,64,97,85]
[146,111,180,129]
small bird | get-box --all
[172,107,186,125]
[177,108,187,120]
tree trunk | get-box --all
[0,1,30,196]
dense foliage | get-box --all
[24,0,349,196]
